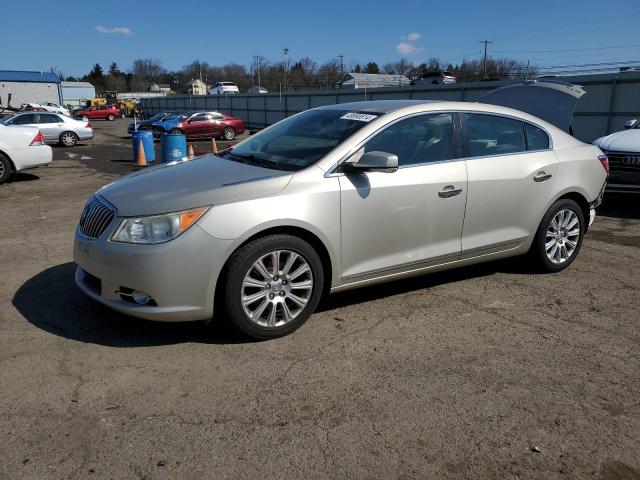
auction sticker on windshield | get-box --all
[340,112,378,122]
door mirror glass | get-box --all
[624,119,639,129]
[348,150,398,172]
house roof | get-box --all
[61,81,95,88]
[0,70,60,83]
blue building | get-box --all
[0,70,62,109]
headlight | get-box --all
[111,208,207,244]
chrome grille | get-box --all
[79,196,115,239]
[605,151,640,172]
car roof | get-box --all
[315,100,442,114]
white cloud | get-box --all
[404,32,422,42]
[396,42,422,55]
[95,25,132,35]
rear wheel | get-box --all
[222,127,236,140]
[170,128,183,135]
[0,154,12,184]
[530,198,585,272]
[222,234,324,339]
[59,131,78,147]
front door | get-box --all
[339,113,467,283]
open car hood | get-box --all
[479,79,585,133]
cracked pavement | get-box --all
[1,120,639,479]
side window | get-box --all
[465,114,526,157]
[38,114,60,123]
[12,114,37,125]
[212,113,224,120]
[363,113,455,167]
[190,113,208,122]
[524,123,550,151]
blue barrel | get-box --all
[160,133,187,163]
[132,131,155,162]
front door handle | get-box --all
[533,171,553,182]
[438,185,463,198]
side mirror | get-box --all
[623,119,639,129]
[345,150,398,173]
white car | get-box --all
[0,124,52,184]
[23,102,71,117]
[592,119,640,193]
[209,82,240,95]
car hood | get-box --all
[479,79,585,133]
[97,154,293,217]
[592,129,640,152]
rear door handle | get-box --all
[438,185,463,198]
[533,172,553,182]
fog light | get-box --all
[132,291,151,304]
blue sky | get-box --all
[1,0,639,76]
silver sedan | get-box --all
[74,100,607,339]
[1,112,93,146]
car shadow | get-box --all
[598,193,640,219]
[12,262,254,347]
[6,172,40,183]
[318,259,524,312]
[14,258,528,347]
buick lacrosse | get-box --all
[75,99,608,338]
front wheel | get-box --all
[107,114,115,121]
[530,198,585,272]
[222,234,324,339]
[169,128,183,135]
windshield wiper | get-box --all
[226,152,280,170]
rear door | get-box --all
[35,113,64,141]
[339,112,468,282]
[460,113,558,255]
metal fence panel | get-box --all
[143,73,640,142]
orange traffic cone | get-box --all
[187,143,195,159]
[135,140,147,167]
[211,138,218,154]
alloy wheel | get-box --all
[223,128,235,140]
[61,133,76,146]
[545,209,580,264]
[241,250,313,328]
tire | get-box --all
[59,131,78,147]
[221,234,324,339]
[0,154,12,184]
[170,128,183,135]
[107,114,115,121]
[222,127,236,140]
[529,198,585,272]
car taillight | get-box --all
[86,122,92,128]
[598,154,609,174]
[30,131,45,146]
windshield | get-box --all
[225,109,381,171]
[0,114,17,125]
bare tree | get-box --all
[252,55,268,88]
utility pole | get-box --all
[479,39,492,79]
[283,48,289,93]
[338,54,344,88]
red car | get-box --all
[154,111,245,140]
[74,104,121,121]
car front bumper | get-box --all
[73,222,233,322]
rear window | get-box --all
[524,123,550,150]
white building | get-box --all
[149,83,172,92]
[187,79,207,96]
[0,70,62,108]
[61,81,96,107]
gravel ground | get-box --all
[1,119,639,479]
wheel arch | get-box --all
[556,191,590,226]
[214,225,335,315]
[0,149,16,174]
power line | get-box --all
[492,43,640,55]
